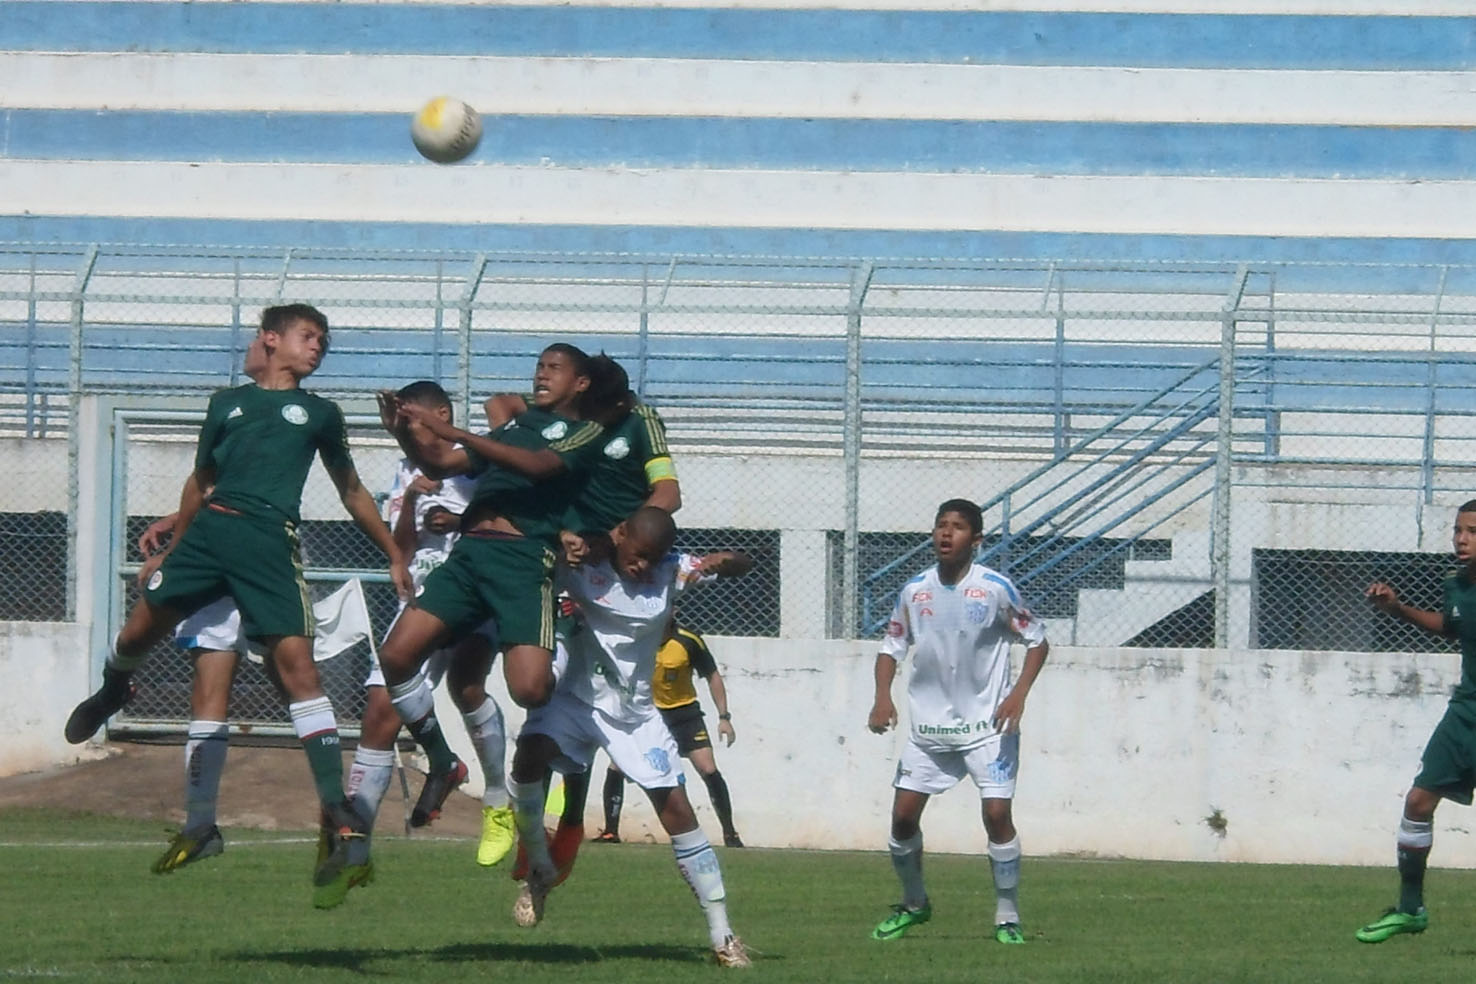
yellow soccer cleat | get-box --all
[477,805,517,867]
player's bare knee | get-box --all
[651,785,698,834]
[507,673,552,709]
[1405,786,1440,821]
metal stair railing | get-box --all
[859,357,1253,632]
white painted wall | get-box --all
[16,623,1470,866]
[0,621,107,777]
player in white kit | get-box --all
[867,498,1049,945]
[507,507,753,968]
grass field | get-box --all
[3,807,1475,983]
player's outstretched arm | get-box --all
[1367,581,1453,638]
[868,654,900,734]
[330,465,412,601]
[399,399,565,479]
[138,512,180,556]
[698,551,753,578]
[994,640,1049,735]
[484,393,527,429]
[137,472,211,586]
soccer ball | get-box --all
[410,97,482,164]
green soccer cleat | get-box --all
[151,824,224,874]
[477,805,517,868]
[312,800,372,910]
[312,860,375,910]
[1356,907,1428,943]
[995,922,1026,944]
[871,902,932,941]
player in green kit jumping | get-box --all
[64,304,412,909]
[375,344,627,819]
[1357,500,1476,943]
[495,353,685,883]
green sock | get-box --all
[301,732,346,807]
[1398,845,1428,914]
[289,697,345,807]
[408,713,457,774]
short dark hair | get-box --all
[626,505,678,552]
[936,497,983,536]
[541,342,591,377]
[396,380,453,424]
[260,303,330,353]
[582,353,634,419]
[1460,499,1476,515]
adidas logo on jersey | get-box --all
[227,406,243,419]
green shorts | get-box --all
[144,506,313,640]
[1414,702,1476,805]
[658,701,712,756]
[415,531,556,649]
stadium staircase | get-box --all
[861,356,1267,644]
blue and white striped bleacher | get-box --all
[1,0,1474,263]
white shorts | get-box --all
[521,692,682,790]
[174,596,243,653]
[894,732,1020,799]
[370,602,498,689]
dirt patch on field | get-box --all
[0,741,483,838]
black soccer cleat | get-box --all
[410,758,469,828]
[64,667,136,744]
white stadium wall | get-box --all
[8,621,1472,868]
[1,1,1475,264]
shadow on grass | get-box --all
[224,940,739,971]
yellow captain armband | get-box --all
[645,456,677,484]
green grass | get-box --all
[2,807,1475,983]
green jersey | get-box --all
[464,407,605,545]
[194,383,353,526]
[1443,571,1476,704]
[567,403,676,535]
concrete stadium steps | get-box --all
[1072,528,1211,646]
[2,2,1473,258]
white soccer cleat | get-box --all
[713,935,752,968]
[512,866,555,927]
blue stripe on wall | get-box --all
[6,111,1476,179]
[2,3,1471,68]
[4,216,1476,279]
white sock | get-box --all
[288,696,337,739]
[184,720,229,830]
[508,777,554,876]
[387,676,435,725]
[347,747,396,829]
[889,832,927,909]
[671,827,733,947]
[107,633,144,673]
[1399,815,1434,850]
[463,699,508,808]
[989,835,1022,925]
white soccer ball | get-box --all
[410,97,483,164]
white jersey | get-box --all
[384,457,476,587]
[556,551,713,725]
[880,562,1046,752]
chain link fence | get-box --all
[6,245,1476,732]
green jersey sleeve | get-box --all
[193,390,230,472]
[548,420,606,473]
